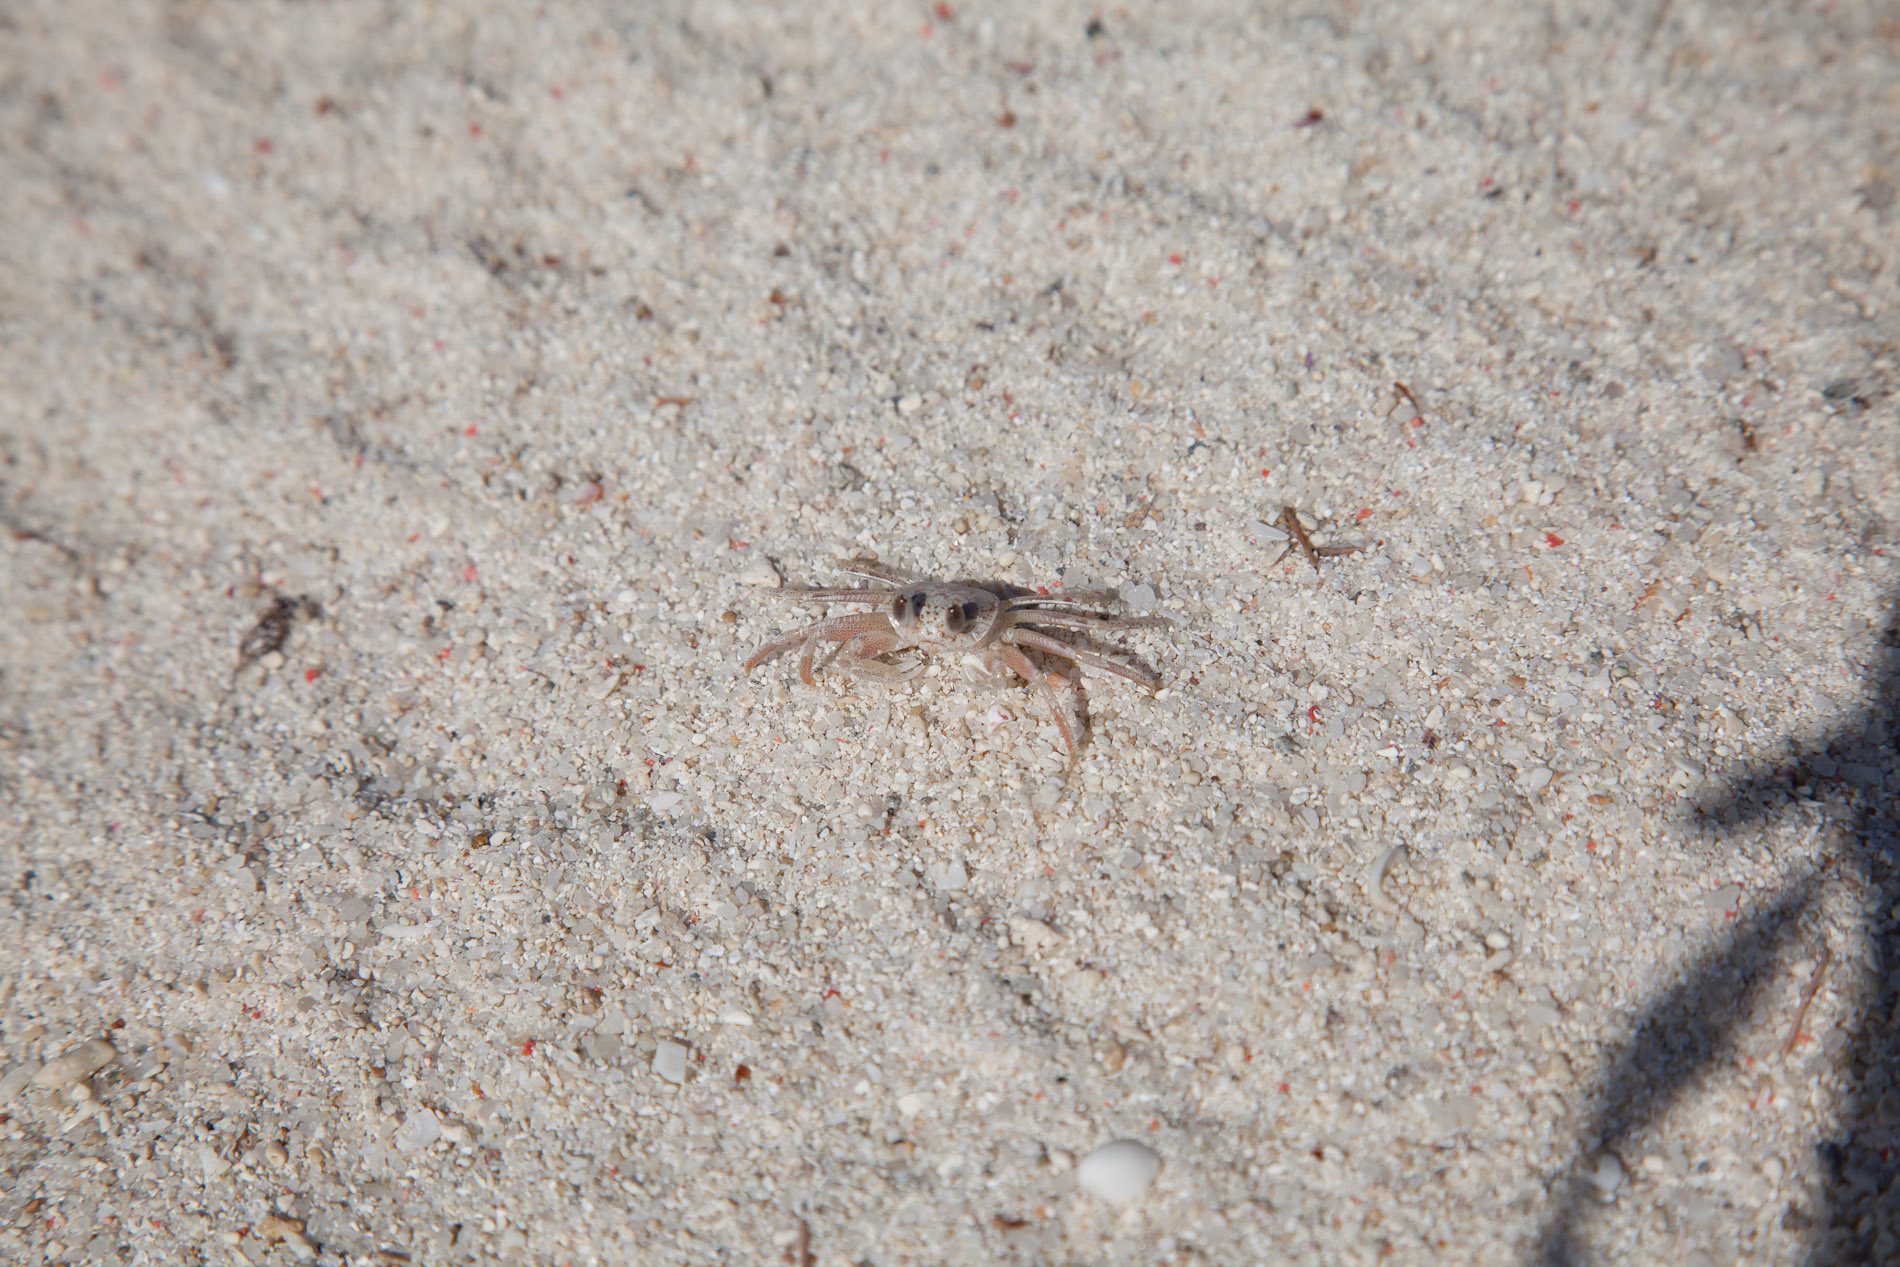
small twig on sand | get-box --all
[1282,505,1320,571]
[1281,505,1364,573]
[1391,380,1426,423]
[1781,944,1833,1058]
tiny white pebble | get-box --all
[654,1040,688,1085]
[1118,581,1158,614]
[1076,1139,1162,1204]
[396,1107,442,1152]
[929,861,969,891]
[31,1040,116,1091]
[1582,1150,1625,1198]
[0,1065,35,1105]
[739,557,782,587]
[1009,916,1063,951]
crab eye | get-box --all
[945,605,967,633]
[890,595,908,620]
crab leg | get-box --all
[838,559,921,586]
[1005,608,1172,633]
[811,627,908,680]
[997,643,1084,756]
[1006,627,1161,689]
[786,586,901,603]
[1003,597,1124,616]
[744,613,895,684]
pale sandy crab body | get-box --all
[743,559,1168,757]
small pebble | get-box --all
[1672,753,1706,779]
[928,861,969,891]
[1076,1139,1162,1205]
[653,1040,688,1085]
[396,1107,442,1152]
[32,1039,116,1091]
[256,1215,315,1260]
[739,557,783,587]
[0,1065,35,1104]
[1118,581,1158,614]
[1582,1150,1625,1199]
[1009,916,1063,951]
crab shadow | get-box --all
[1537,591,1900,1265]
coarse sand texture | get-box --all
[2,2,1897,1264]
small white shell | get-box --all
[1075,1139,1162,1204]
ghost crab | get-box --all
[743,558,1169,757]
